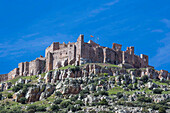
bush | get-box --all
[91,102,97,106]
[128,84,133,90]
[70,95,78,101]
[19,97,26,104]
[71,66,80,73]
[27,105,37,112]
[141,108,149,113]
[12,83,23,92]
[0,93,2,99]
[116,92,123,99]
[94,92,99,97]
[159,107,166,113]
[36,106,46,111]
[60,100,72,108]
[117,100,126,105]
[67,104,82,112]
[140,75,148,83]
[98,99,108,105]
[55,91,62,96]
[103,73,109,77]
[11,106,23,113]
[54,98,63,104]
[7,93,13,98]
[79,92,85,99]
[75,100,84,106]
[98,91,108,96]
[67,105,77,112]
[51,105,59,111]
[80,89,89,94]
[153,89,163,94]
[137,96,152,103]
[150,104,160,110]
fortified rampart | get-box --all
[0,34,169,82]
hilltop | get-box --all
[0,35,169,113]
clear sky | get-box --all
[0,0,170,74]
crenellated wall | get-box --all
[2,34,168,82]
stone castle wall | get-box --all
[0,34,169,82]
[8,68,19,80]
[0,74,8,83]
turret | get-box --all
[112,43,122,51]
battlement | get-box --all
[112,43,122,51]
[3,34,168,82]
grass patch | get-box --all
[108,86,123,95]
[95,63,120,68]
[162,90,170,94]
[58,65,76,70]
[7,75,37,84]
[126,68,136,71]
[153,80,168,86]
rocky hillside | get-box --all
[0,63,170,113]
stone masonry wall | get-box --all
[0,74,8,83]
[2,34,169,82]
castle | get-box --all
[0,34,169,82]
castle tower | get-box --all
[46,52,53,71]
[76,34,84,65]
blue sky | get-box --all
[0,0,170,74]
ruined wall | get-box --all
[8,68,19,80]
[29,58,46,76]
[0,74,8,83]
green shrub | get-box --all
[71,66,80,73]
[75,100,84,106]
[0,93,2,100]
[27,105,37,112]
[51,105,59,111]
[94,92,99,97]
[150,104,160,110]
[12,83,23,92]
[98,91,108,96]
[159,107,166,113]
[7,93,13,98]
[126,102,134,107]
[36,106,46,111]
[140,75,148,83]
[116,92,123,99]
[91,102,97,106]
[128,84,133,90]
[55,91,62,96]
[19,97,26,104]
[80,89,89,94]
[54,98,63,104]
[67,105,76,112]
[70,95,78,101]
[11,106,23,113]
[137,96,152,103]
[60,100,72,108]
[153,89,163,94]
[141,108,149,113]
[117,100,125,105]
[98,99,108,105]
[79,92,85,99]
